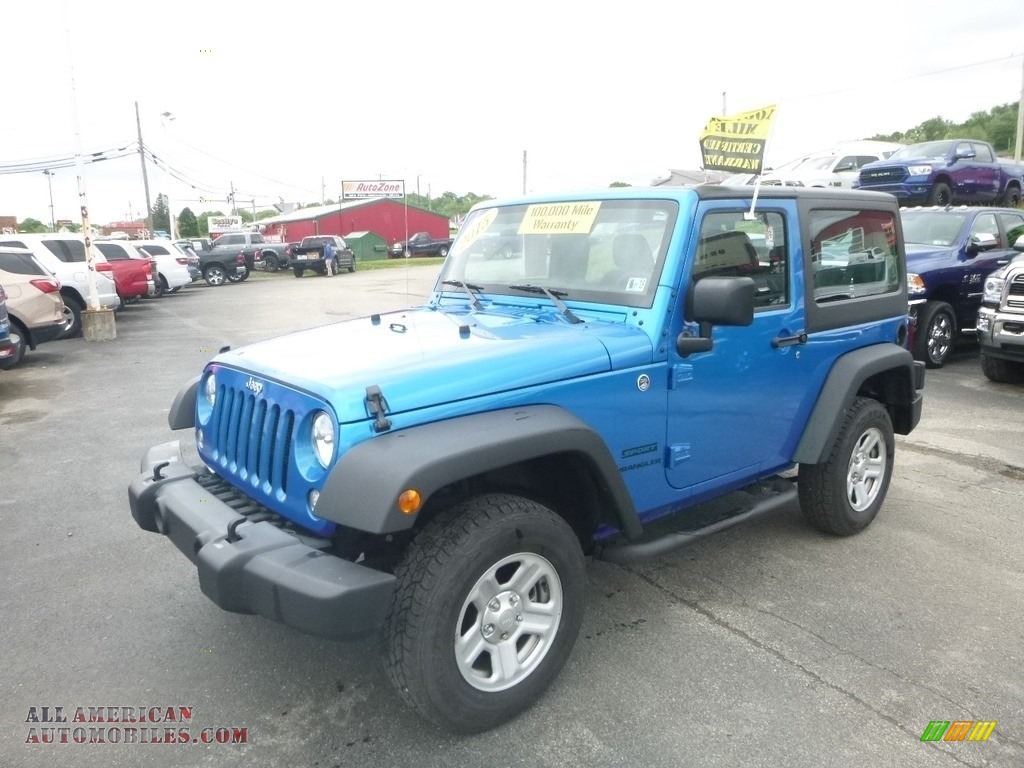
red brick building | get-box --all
[259,199,450,247]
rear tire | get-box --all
[263,252,280,272]
[799,397,894,536]
[152,275,167,299]
[383,493,586,734]
[203,265,227,287]
[1001,185,1021,208]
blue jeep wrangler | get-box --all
[129,186,924,733]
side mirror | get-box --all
[677,277,756,356]
[967,232,998,255]
[954,148,976,161]
[834,161,855,172]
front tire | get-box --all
[799,397,894,536]
[292,266,303,278]
[61,294,83,337]
[980,351,1024,383]
[383,493,586,734]
[913,301,956,368]
[927,182,952,206]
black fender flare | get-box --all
[316,405,642,538]
[793,344,923,465]
[168,375,200,430]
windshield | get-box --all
[890,141,955,161]
[899,211,968,246]
[437,199,678,309]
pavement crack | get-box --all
[899,440,1024,481]
[619,564,985,766]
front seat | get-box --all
[604,233,655,288]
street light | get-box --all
[42,170,56,232]
[160,111,177,239]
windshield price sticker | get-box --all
[519,202,601,235]
[451,209,498,256]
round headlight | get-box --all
[204,373,217,406]
[312,411,335,467]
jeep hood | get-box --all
[215,305,653,423]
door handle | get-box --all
[772,332,807,348]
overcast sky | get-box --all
[2,0,1023,226]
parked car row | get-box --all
[0,233,208,371]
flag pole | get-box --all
[746,104,779,220]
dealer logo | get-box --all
[245,377,264,396]
[636,374,651,392]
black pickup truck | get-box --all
[388,231,454,258]
[207,232,293,274]
[289,235,356,277]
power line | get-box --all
[154,133,318,195]
[783,52,1024,105]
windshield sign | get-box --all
[438,199,678,309]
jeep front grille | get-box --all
[210,384,295,494]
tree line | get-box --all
[868,102,1020,154]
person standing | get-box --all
[323,238,334,276]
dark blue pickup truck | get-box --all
[855,139,1024,207]
[900,205,1024,366]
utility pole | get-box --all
[229,181,236,215]
[135,101,153,235]
[42,170,56,232]
[321,176,325,205]
[522,150,527,194]
[1015,53,1024,162]
[723,91,727,116]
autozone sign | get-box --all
[342,180,405,199]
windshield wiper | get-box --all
[441,280,484,311]
[508,284,583,324]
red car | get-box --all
[94,241,156,302]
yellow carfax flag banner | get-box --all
[699,104,777,174]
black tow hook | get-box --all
[152,461,170,481]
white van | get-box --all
[0,233,120,337]
[761,141,905,189]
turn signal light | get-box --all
[397,489,422,515]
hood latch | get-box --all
[365,385,392,433]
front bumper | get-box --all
[977,307,1024,361]
[129,441,396,640]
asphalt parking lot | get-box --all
[2,266,1023,768]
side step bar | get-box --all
[596,480,799,565]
